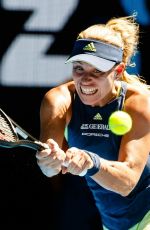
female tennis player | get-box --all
[36,15,150,230]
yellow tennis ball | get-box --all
[108,111,132,135]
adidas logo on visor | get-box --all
[83,42,96,52]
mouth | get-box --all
[80,86,98,95]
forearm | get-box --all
[63,148,139,194]
[91,158,139,196]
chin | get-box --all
[79,96,98,106]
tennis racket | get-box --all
[0,108,49,151]
[0,108,87,176]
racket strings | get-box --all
[0,115,17,142]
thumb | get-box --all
[46,138,59,150]
[61,165,68,174]
[61,161,69,174]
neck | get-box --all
[98,82,121,107]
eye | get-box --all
[93,69,102,74]
[73,65,83,73]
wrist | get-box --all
[84,150,101,176]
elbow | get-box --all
[119,179,136,197]
[120,190,132,197]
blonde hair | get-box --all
[78,14,149,89]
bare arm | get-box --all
[36,81,74,177]
[91,94,150,196]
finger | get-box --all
[36,149,51,160]
[46,159,63,168]
[47,139,66,161]
[65,147,77,162]
[83,158,93,169]
[39,166,60,177]
[61,165,68,174]
[37,150,66,166]
[37,155,63,169]
[66,154,82,174]
[47,139,59,150]
[52,149,66,161]
[67,155,92,175]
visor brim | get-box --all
[65,54,116,72]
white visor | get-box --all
[65,54,116,72]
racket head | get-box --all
[0,108,49,151]
[0,108,18,142]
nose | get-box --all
[81,73,93,82]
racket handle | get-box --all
[62,162,87,177]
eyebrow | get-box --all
[73,61,82,65]
[73,63,102,72]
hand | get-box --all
[62,147,93,176]
[36,139,66,177]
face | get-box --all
[72,61,116,106]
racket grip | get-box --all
[62,162,87,177]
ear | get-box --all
[113,63,125,80]
[115,63,125,75]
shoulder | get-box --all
[41,81,75,116]
[125,83,150,120]
[42,81,75,108]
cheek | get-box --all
[73,79,80,92]
[97,79,112,94]
[72,75,81,89]
[100,75,113,85]
[72,77,78,87]
[72,73,79,81]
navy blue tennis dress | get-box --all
[67,81,150,230]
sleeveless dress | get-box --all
[67,81,150,230]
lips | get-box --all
[80,86,98,95]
